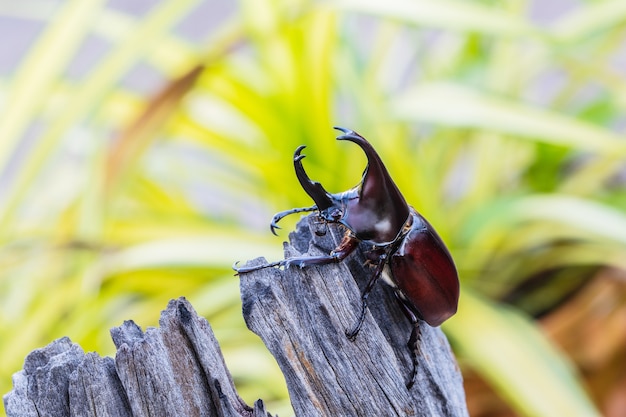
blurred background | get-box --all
[1,0,626,416]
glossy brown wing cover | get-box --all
[390,210,460,327]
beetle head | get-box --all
[294,127,410,244]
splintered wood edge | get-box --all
[4,215,467,417]
[239,215,468,417]
[4,298,274,417]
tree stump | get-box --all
[4,215,468,416]
[3,299,272,417]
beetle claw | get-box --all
[268,205,318,236]
[270,222,281,236]
[232,261,242,275]
[345,328,358,341]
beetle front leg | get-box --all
[233,259,284,274]
[281,233,359,268]
[235,233,359,274]
[270,205,317,235]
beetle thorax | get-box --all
[374,218,393,236]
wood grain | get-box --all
[4,215,468,416]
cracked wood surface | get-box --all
[4,299,272,417]
[4,215,468,416]
[239,216,468,417]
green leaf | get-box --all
[551,0,626,43]
[336,0,539,37]
[0,0,106,169]
[445,290,601,417]
[98,236,283,274]
[0,0,202,230]
[392,82,626,154]
[512,195,626,245]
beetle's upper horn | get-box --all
[293,145,333,211]
[334,126,409,222]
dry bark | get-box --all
[4,298,272,417]
[4,215,468,416]
[239,216,468,416]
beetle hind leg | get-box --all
[405,320,421,389]
[394,291,422,389]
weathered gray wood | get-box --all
[239,216,468,416]
[69,352,131,417]
[5,337,85,417]
[4,299,273,417]
[4,215,468,417]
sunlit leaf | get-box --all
[392,82,626,154]
[512,195,626,245]
[98,235,283,274]
[551,0,626,43]
[0,0,203,231]
[445,290,602,417]
[106,65,204,190]
[336,0,539,37]
[1,1,625,416]
[0,0,105,171]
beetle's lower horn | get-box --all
[293,145,333,211]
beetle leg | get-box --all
[345,255,387,341]
[233,259,284,274]
[394,291,422,389]
[281,233,359,268]
[234,234,359,274]
[270,205,317,235]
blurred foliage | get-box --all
[1,0,626,416]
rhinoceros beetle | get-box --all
[235,127,459,389]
